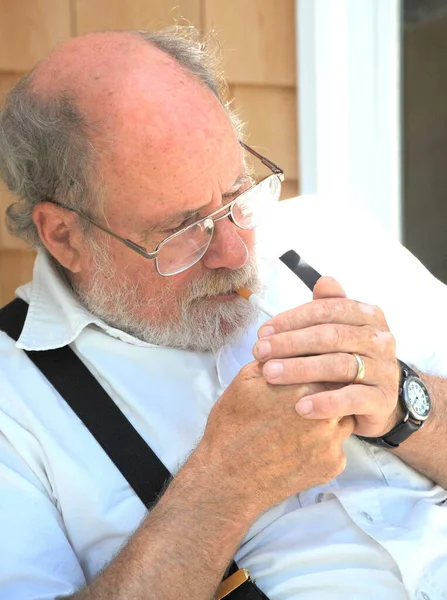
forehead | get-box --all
[92,50,243,226]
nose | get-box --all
[201,216,250,271]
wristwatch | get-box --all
[357,360,432,449]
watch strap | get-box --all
[398,359,418,379]
[357,360,425,448]
[357,418,422,449]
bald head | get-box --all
[32,30,219,131]
[32,31,148,96]
[1,27,243,249]
[1,27,259,350]
[32,30,236,187]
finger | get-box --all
[258,298,389,338]
[313,276,347,300]
[338,414,356,438]
[254,324,396,361]
[261,352,380,385]
[294,385,396,436]
[267,381,339,409]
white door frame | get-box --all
[296,0,402,240]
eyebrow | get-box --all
[222,172,251,199]
[142,171,251,235]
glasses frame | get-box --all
[48,142,284,276]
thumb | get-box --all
[313,276,347,300]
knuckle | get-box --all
[239,363,253,378]
[276,309,294,332]
[384,331,396,353]
[371,304,386,323]
[367,329,382,348]
[368,327,381,347]
[377,329,395,347]
[313,300,332,323]
[370,330,396,357]
[239,362,261,381]
[291,358,314,382]
[322,324,343,348]
[283,331,299,356]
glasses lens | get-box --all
[156,218,214,276]
[231,174,281,229]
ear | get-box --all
[32,202,86,273]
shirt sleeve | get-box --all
[0,425,86,599]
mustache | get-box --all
[182,258,260,302]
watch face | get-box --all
[404,377,431,420]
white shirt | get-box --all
[1,197,447,600]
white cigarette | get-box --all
[235,288,278,318]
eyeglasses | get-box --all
[49,142,284,276]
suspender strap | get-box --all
[0,297,170,508]
[0,252,315,599]
[0,297,269,599]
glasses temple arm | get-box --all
[239,141,284,178]
[47,200,157,259]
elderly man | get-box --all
[0,26,446,600]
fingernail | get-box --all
[263,361,284,379]
[296,399,313,416]
[258,325,274,338]
[254,340,271,360]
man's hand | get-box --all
[252,276,401,437]
[198,361,355,516]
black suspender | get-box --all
[0,251,319,600]
[0,297,171,507]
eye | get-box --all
[164,214,200,235]
[223,179,253,201]
[241,178,255,192]
[164,224,185,235]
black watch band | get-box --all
[357,418,421,449]
[356,360,427,449]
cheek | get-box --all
[168,265,201,292]
[108,246,162,294]
[132,261,197,322]
[131,254,196,301]
[108,243,200,305]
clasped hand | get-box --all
[253,276,401,437]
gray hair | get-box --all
[0,26,243,249]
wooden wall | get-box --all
[0,0,299,304]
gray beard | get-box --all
[71,248,263,352]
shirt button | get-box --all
[421,592,430,600]
[362,512,373,522]
[315,493,325,503]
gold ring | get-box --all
[352,353,366,384]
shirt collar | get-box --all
[15,251,159,351]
